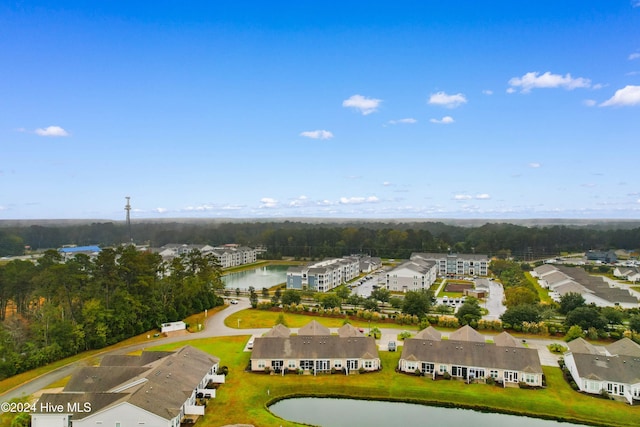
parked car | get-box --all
[388,341,396,351]
[247,337,254,349]
[230,299,239,304]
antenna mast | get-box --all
[125,196,132,242]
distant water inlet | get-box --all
[222,265,289,290]
[269,398,584,427]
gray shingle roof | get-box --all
[264,323,291,338]
[400,339,542,373]
[338,323,365,337]
[251,335,378,360]
[606,338,640,358]
[571,353,640,385]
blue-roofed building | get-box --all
[58,245,101,260]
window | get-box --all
[334,360,342,368]
[422,363,434,374]
[439,365,448,373]
[347,359,358,370]
[364,360,373,369]
[300,360,313,370]
[490,370,498,379]
[257,360,265,369]
[525,374,537,384]
[288,360,296,369]
[406,362,417,371]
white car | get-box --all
[230,299,239,304]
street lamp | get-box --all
[238,318,241,329]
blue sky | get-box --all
[2,1,640,220]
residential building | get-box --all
[250,321,380,374]
[58,245,101,261]
[410,253,489,277]
[586,250,618,264]
[563,337,640,404]
[398,326,543,387]
[31,346,223,427]
[286,257,360,292]
[156,243,257,268]
[385,258,438,292]
[614,266,640,283]
[532,264,638,308]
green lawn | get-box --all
[224,309,420,332]
[526,272,553,303]
[150,337,640,427]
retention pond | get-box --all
[269,397,585,427]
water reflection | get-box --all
[222,265,289,290]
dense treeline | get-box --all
[0,245,223,379]
[1,220,640,259]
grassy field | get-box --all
[526,271,554,303]
[149,337,640,427]
[223,308,419,332]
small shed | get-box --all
[161,321,186,333]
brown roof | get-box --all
[100,351,175,367]
[414,326,441,341]
[251,335,378,360]
[338,323,365,337]
[264,323,291,338]
[494,332,524,348]
[606,338,640,358]
[298,320,331,336]
[63,367,150,392]
[567,338,600,355]
[449,325,485,343]
[46,345,220,421]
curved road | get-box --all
[1,296,564,401]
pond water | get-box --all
[222,264,290,290]
[269,397,583,427]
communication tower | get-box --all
[125,196,132,242]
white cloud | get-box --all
[583,99,597,107]
[289,195,309,207]
[428,91,467,108]
[34,126,70,137]
[429,116,454,124]
[388,118,417,125]
[634,1,640,8]
[339,196,379,205]
[453,194,472,200]
[482,90,493,95]
[600,85,640,107]
[630,53,640,60]
[506,87,516,94]
[382,181,392,186]
[476,194,491,200]
[342,94,382,115]
[529,162,541,168]
[508,71,591,93]
[300,130,334,140]
[183,204,215,212]
[221,205,243,210]
[260,198,278,208]
[153,207,169,214]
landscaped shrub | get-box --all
[442,372,451,380]
[264,366,271,375]
[547,343,567,354]
[399,331,412,340]
[358,367,365,374]
[414,368,422,376]
[486,376,496,385]
[219,366,229,376]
